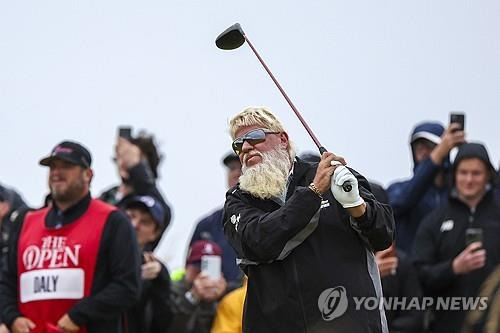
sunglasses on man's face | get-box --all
[232,128,279,155]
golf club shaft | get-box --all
[244,35,352,192]
[244,36,325,152]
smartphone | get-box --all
[465,227,483,247]
[118,126,132,140]
[201,255,221,280]
[450,112,465,131]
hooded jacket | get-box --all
[223,159,395,333]
[412,142,500,333]
[387,122,449,253]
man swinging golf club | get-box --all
[223,106,394,333]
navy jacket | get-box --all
[387,157,448,253]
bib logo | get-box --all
[318,286,348,321]
[22,236,81,270]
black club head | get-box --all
[215,23,245,50]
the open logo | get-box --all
[318,286,348,321]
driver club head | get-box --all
[215,23,246,50]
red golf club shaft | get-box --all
[243,34,352,192]
[244,35,325,153]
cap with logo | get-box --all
[39,141,92,168]
[186,240,222,265]
[125,195,165,228]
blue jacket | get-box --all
[387,122,448,254]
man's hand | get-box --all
[331,164,364,210]
[0,323,10,333]
[452,242,486,275]
[57,314,79,333]
[375,249,399,278]
[312,152,346,194]
[191,274,227,303]
[141,252,162,280]
[11,317,35,333]
[115,138,142,179]
[430,123,466,165]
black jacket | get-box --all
[127,258,172,333]
[381,251,424,333]
[0,194,141,333]
[223,159,395,333]
[100,161,172,238]
[413,188,500,333]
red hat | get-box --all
[186,240,222,265]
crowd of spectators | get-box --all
[0,117,498,333]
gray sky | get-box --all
[1,1,499,269]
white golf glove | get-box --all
[330,162,364,208]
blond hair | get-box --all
[229,106,296,159]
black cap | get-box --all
[39,141,92,168]
[222,152,240,167]
[453,142,495,175]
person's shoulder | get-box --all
[197,207,223,226]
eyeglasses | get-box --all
[232,128,279,155]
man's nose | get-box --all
[241,140,255,153]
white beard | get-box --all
[239,147,292,200]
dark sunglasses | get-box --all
[232,128,279,155]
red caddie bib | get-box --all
[17,199,115,333]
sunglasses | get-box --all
[232,128,279,155]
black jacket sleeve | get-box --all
[0,209,29,328]
[223,186,322,262]
[349,172,395,252]
[412,207,457,295]
[68,210,141,326]
[128,162,172,229]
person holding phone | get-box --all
[413,142,500,332]
[100,127,171,248]
[169,240,226,333]
[387,117,466,254]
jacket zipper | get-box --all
[292,256,309,332]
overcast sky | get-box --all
[1,1,499,269]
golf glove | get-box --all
[331,165,364,208]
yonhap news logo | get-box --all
[317,286,348,321]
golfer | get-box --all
[223,107,394,332]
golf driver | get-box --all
[215,23,352,192]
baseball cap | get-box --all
[125,195,165,228]
[186,240,222,264]
[410,122,444,145]
[222,152,240,167]
[39,141,92,168]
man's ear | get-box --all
[279,131,289,149]
[83,168,94,184]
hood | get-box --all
[452,142,497,185]
[409,121,445,167]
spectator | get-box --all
[223,106,394,332]
[387,121,465,253]
[211,277,247,333]
[100,130,171,245]
[376,244,424,333]
[0,185,27,333]
[370,182,424,332]
[170,240,227,333]
[413,142,500,332]
[124,195,173,333]
[189,153,242,287]
[0,140,141,333]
